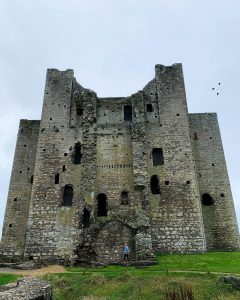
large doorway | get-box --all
[94,221,135,263]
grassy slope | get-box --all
[46,252,240,300]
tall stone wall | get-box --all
[24,69,83,261]
[189,113,240,250]
[143,64,206,253]
[1,64,238,264]
[0,120,40,258]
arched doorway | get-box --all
[94,221,135,263]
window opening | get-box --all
[121,191,129,205]
[146,104,153,112]
[202,193,214,206]
[62,185,73,206]
[76,107,83,116]
[30,175,34,184]
[97,193,107,216]
[55,173,59,184]
[62,165,66,172]
[193,132,198,140]
[152,148,164,166]
[165,181,169,185]
[124,105,132,121]
[151,175,161,194]
[73,142,82,164]
[221,193,225,197]
[83,208,90,228]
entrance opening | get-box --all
[73,142,82,164]
[121,191,129,205]
[152,148,164,166]
[202,193,214,206]
[62,185,73,206]
[150,175,161,194]
[97,193,107,216]
[83,208,90,228]
[124,105,132,122]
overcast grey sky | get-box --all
[0,0,239,232]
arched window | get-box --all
[150,175,161,194]
[152,148,164,166]
[97,193,107,216]
[73,142,82,164]
[83,208,90,228]
[62,185,73,206]
[202,193,214,206]
[121,191,129,205]
[124,105,132,122]
[146,104,153,112]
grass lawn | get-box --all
[0,274,21,286]
[0,252,239,299]
[66,251,240,274]
[45,272,240,300]
[45,251,240,299]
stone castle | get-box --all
[1,64,239,264]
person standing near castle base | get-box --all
[122,242,129,261]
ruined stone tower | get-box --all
[1,64,239,264]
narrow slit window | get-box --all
[124,105,132,122]
[83,208,90,228]
[62,185,73,206]
[97,193,107,216]
[193,132,198,140]
[121,191,129,205]
[152,148,164,166]
[73,142,82,164]
[55,173,59,184]
[30,175,34,184]
[151,175,161,194]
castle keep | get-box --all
[1,64,239,264]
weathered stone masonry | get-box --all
[1,63,239,264]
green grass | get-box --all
[0,274,21,286]
[66,251,240,275]
[45,251,240,299]
[45,272,240,300]
[1,252,240,299]
[153,251,240,274]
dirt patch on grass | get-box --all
[0,265,66,277]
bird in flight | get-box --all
[212,88,215,90]
[217,93,220,96]
[218,82,221,85]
